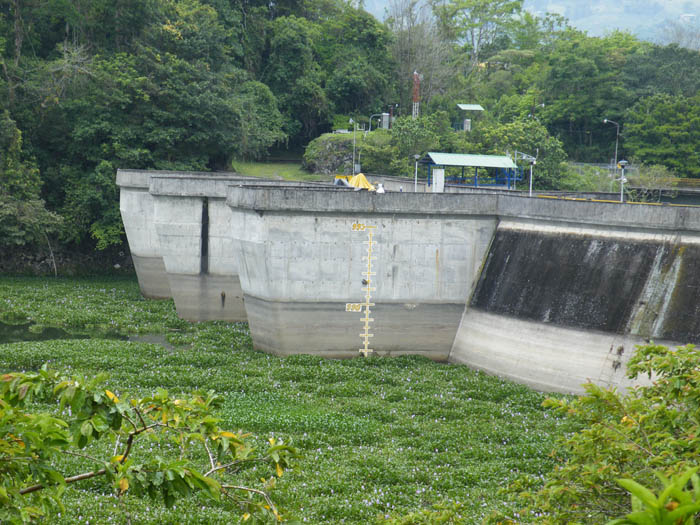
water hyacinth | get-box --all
[0,276,576,523]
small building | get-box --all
[456,103,484,131]
[420,152,521,191]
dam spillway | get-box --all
[453,220,700,392]
[118,169,700,393]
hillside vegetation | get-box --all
[2,0,700,254]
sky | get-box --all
[363,0,700,40]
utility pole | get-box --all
[603,118,620,192]
[618,159,628,203]
[389,103,397,128]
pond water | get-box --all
[0,321,175,350]
[0,321,97,344]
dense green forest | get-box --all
[1,0,699,252]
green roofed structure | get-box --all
[456,104,485,111]
[420,152,521,191]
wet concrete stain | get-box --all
[470,230,700,343]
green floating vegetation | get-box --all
[0,276,575,523]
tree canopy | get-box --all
[1,0,699,252]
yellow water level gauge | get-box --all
[346,222,377,357]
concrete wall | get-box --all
[150,173,261,322]
[119,169,700,393]
[117,170,171,299]
[227,185,497,359]
[227,187,700,392]
[150,176,332,322]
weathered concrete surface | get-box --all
[227,187,700,392]
[117,170,170,298]
[150,172,255,321]
[244,297,464,358]
[150,176,331,322]
[450,309,654,393]
[450,219,700,394]
[227,186,497,359]
[495,195,700,232]
[120,170,700,393]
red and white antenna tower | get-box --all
[412,70,420,119]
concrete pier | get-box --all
[149,175,331,322]
[226,186,498,359]
[149,172,262,322]
[117,170,171,299]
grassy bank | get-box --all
[231,161,327,182]
[0,277,573,523]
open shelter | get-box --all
[420,152,521,191]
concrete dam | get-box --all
[118,169,700,394]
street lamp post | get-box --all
[603,118,620,190]
[514,150,537,196]
[349,118,356,175]
[414,154,420,192]
[618,159,628,203]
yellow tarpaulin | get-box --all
[347,173,375,191]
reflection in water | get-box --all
[0,321,94,344]
[127,334,176,351]
[0,321,177,351]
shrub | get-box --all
[491,343,700,523]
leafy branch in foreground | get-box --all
[0,365,297,524]
[487,343,700,523]
[608,467,700,525]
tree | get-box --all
[539,31,640,161]
[623,43,700,99]
[430,0,523,72]
[609,468,700,525]
[33,28,285,248]
[325,55,387,114]
[509,11,571,52]
[386,0,452,111]
[1,364,296,523]
[263,15,330,143]
[658,18,700,50]
[0,0,291,252]
[624,93,700,178]
[391,112,445,158]
[0,111,61,248]
[539,30,641,162]
[473,118,567,189]
[311,2,393,119]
